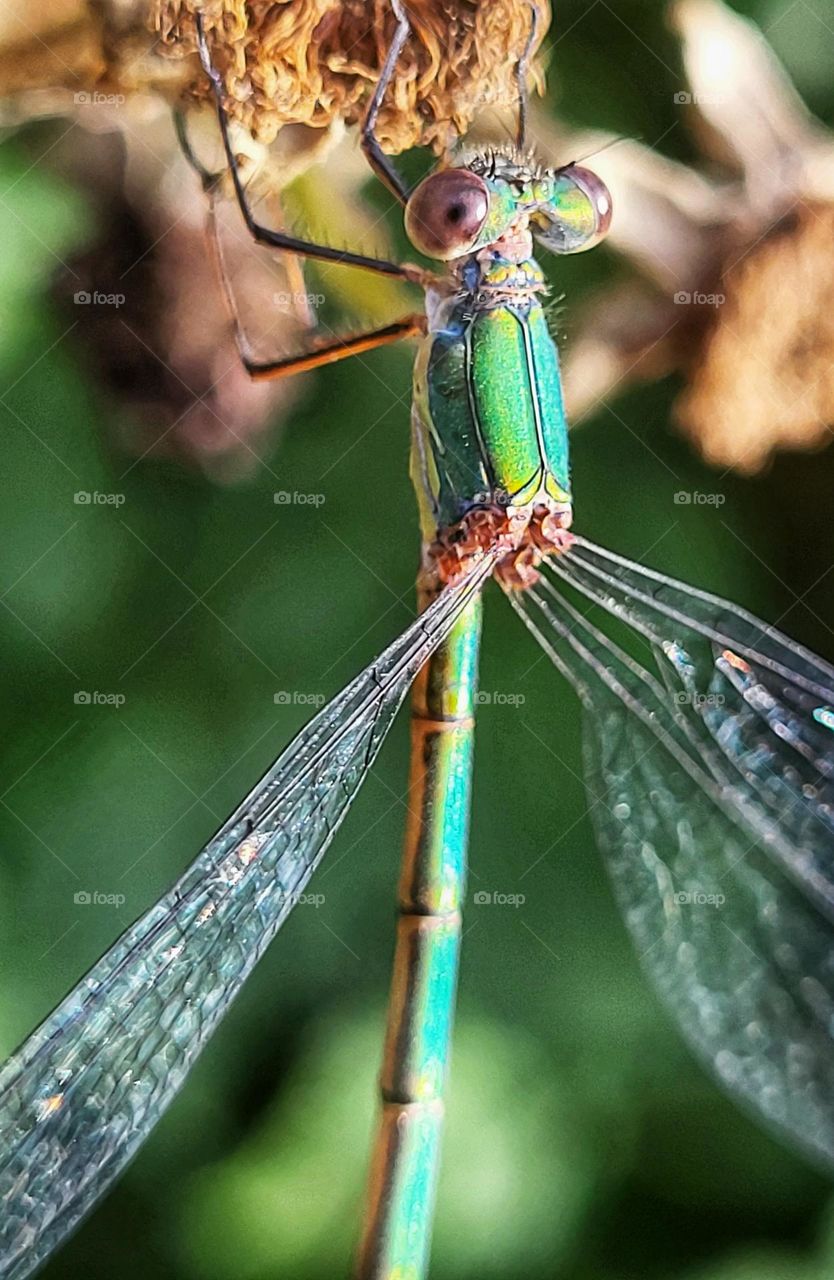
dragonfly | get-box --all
[3,2,834,1277]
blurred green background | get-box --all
[3,0,834,1277]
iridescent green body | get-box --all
[356,595,481,1279]
[360,238,573,1266]
[359,155,585,1280]
[411,253,571,541]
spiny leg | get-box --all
[177,104,320,353]
[194,13,419,281]
[361,0,413,205]
[183,21,429,380]
[179,111,424,380]
[244,315,426,380]
[198,170,423,382]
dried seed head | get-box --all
[675,204,834,473]
[151,0,549,152]
[542,0,834,476]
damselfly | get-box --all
[2,3,834,1278]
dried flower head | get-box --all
[557,0,834,474]
[152,0,549,153]
[676,202,834,470]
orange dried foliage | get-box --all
[676,204,834,472]
[151,0,549,152]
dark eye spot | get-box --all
[404,168,490,260]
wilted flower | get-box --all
[558,0,834,473]
[152,0,549,153]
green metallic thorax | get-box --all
[411,251,571,543]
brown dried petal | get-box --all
[0,0,105,100]
[151,0,549,153]
[562,282,681,423]
[670,0,826,215]
[675,202,834,473]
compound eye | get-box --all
[404,169,490,260]
[560,164,612,248]
[534,164,612,254]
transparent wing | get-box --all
[559,537,834,908]
[505,537,834,1169]
[0,557,493,1280]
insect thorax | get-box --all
[411,252,573,587]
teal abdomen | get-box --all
[411,283,570,539]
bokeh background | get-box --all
[2,1,834,1277]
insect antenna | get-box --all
[515,1,541,152]
[555,134,639,172]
